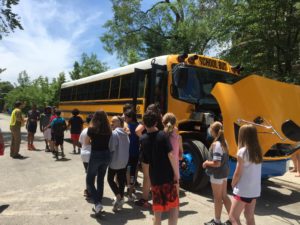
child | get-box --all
[79,115,92,198]
[124,109,140,201]
[108,116,130,211]
[68,108,83,154]
[202,121,231,225]
[162,112,183,195]
[40,106,52,151]
[228,124,263,225]
[141,110,179,225]
[50,110,67,160]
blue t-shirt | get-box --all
[128,122,140,157]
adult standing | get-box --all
[26,104,40,150]
[85,111,112,214]
[10,101,25,159]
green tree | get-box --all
[69,53,109,80]
[101,0,225,63]
[0,0,23,39]
[0,80,13,111]
[219,0,300,83]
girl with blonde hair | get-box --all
[162,113,183,194]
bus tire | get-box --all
[180,139,209,192]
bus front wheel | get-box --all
[180,139,209,192]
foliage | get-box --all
[4,71,66,113]
[219,0,300,83]
[0,0,23,39]
[101,0,225,64]
[69,53,109,80]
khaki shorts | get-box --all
[43,128,51,141]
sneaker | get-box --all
[93,203,103,214]
[222,220,232,225]
[127,194,136,202]
[28,144,32,150]
[134,198,150,208]
[112,198,119,212]
[118,198,124,210]
[204,219,222,225]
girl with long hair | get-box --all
[228,124,263,225]
[203,121,231,225]
[162,112,183,195]
[85,110,112,214]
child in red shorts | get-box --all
[68,108,83,154]
[140,111,179,225]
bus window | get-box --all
[98,79,110,99]
[120,75,132,98]
[109,77,120,99]
[137,73,146,97]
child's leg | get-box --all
[211,182,223,222]
[290,154,297,172]
[107,168,120,198]
[229,197,246,225]
[244,199,256,225]
[61,144,65,157]
[222,180,232,214]
[168,207,179,225]
[116,168,127,199]
[295,152,300,177]
[153,211,162,225]
[142,162,151,200]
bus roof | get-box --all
[61,55,169,89]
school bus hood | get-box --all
[211,74,300,157]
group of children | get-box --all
[22,102,263,225]
[70,102,262,225]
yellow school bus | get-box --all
[59,54,300,191]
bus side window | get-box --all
[109,77,120,99]
[120,75,132,99]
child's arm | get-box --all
[231,156,244,188]
[135,124,145,137]
[168,152,179,182]
[179,136,183,160]
[202,160,221,168]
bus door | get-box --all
[133,68,148,114]
[146,63,168,114]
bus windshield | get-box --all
[172,65,240,105]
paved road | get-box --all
[0,113,299,225]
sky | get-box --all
[0,0,154,84]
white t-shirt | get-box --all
[233,147,262,198]
[79,128,91,163]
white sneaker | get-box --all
[93,203,103,214]
[112,198,119,212]
[127,194,136,202]
[118,198,124,210]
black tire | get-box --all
[180,139,209,192]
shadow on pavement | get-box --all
[90,207,146,225]
[255,179,300,221]
[0,204,9,214]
